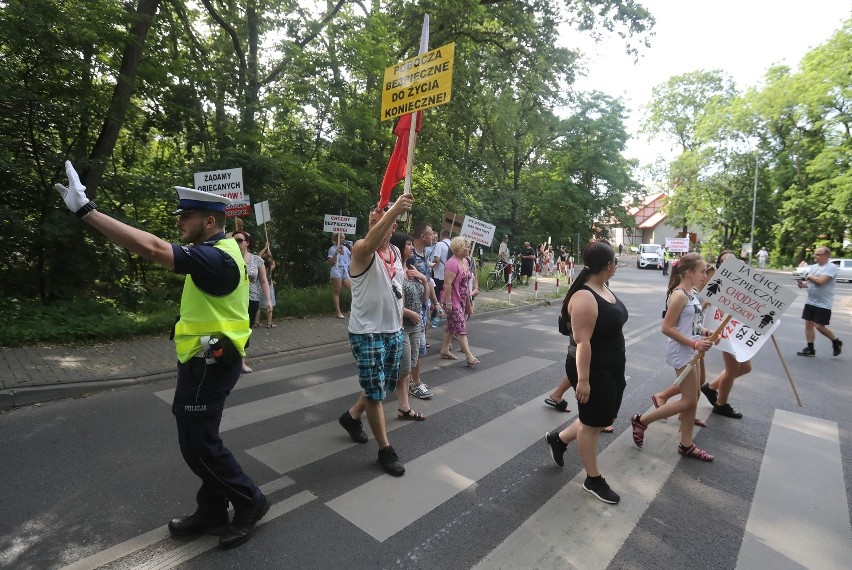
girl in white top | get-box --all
[327,232,352,319]
[631,253,716,462]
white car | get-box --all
[636,244,663,269]
[792,258,852,282]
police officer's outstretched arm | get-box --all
[56,161,175,269]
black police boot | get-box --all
[168,508,229,537]
[169,490,229,537]
[219,493,270,549]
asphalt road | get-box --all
[2,264,850,569]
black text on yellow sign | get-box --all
[381,43,455,121]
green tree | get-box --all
[526,91,639,249]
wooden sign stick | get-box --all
[771,334,803,407]
[674,315,732,386]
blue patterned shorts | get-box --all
[349,330,404,401]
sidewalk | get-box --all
[0,277,563,410]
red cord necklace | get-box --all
[377,246,396,281]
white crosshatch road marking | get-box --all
[58,476,300,570]
[736,410,852,570]
[154,348,491,432]
[153,352,356,402]
[326,392,578,542]
[247,355,551,474]
[472,405,710,569]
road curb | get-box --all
[0,300,549,412]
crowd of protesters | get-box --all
[53,152,844,549]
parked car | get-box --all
[792,258,852,282]
[636,243,663,269]
[837,259,852,282]
[792,264,810,279]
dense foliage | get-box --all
[643,20,852,264]
[2,0,847,344]
[1,0,650,311]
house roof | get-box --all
[627,192,667,216]
[637,211,667,229]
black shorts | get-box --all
[802,303,832,326]
[565,354,626,428]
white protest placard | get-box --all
[703,307,782,362]
[460,215,496,246]
[324,214,357,235]
[193,168,244,201]
[254,200,271,225]
[699,255,796,331]
[226,195,250,218]
[665,237,690,253]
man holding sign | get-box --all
[338,195,414,477]
[796,246,843,357]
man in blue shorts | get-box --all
[55,162,267,548]
[338,193,414,476]
[796,246,842,357]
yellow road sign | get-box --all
[381,43,455,121]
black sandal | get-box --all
[544,398,569,412]
[678,442,714,462]
[631,414,647,448]
[398,408,426,421]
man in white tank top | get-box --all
[338,193,413,476]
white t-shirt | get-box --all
[498,241,510,263]
[432,239,451,280]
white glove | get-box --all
[55,160,92,215]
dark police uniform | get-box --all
[171,233,262,519]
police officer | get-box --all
[55,162,268,549]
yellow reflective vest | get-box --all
[173,238,251,363]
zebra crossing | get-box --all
[58,309,852,569]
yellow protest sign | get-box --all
[380,43,454,121]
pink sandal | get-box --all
[631,414,647,448]
[678,443,713,462]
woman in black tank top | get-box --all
[544,241,627,505]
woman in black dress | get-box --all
[545,241,627,504]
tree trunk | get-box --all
[242,0,261,153]
[84,0,162,196]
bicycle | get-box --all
[485,260,511,290]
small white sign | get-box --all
[324,214,357,235]
[254,200,271,225]
[460,215,496,246]
[699,255,796,330]
[226,195,250,218]
[193,167,244,201]
[665,237,690,253]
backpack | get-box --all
[558,292,572,336]
[437,238,451,266]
